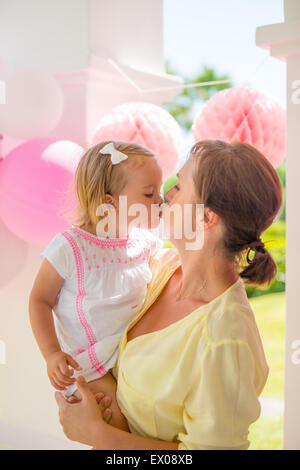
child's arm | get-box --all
[29,259,82,391]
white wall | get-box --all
[0,0,89,72]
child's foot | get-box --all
[66,394,79,404]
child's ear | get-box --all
[105,193,115,207]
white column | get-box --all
[89,0,165,75]
[256,0,300,450]
[284,57,300,450]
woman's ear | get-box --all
[204,208,219,230]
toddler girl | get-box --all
[29,141,165,430]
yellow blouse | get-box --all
[112,248,269,450]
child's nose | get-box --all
[164,188,173,203]
[157,194,164,206]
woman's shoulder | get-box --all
[205,277,264,349]
[205,279,269,394]
[149,246,181,273]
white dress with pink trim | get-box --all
[40,225,164,396]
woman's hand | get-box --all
[57,377,178,450]
[55,376,105,446]
[67,390,112,424]
[95,392,113,424]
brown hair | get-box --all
[74,141,155,227]
[190,140,282,286]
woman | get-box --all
[55,140,282,450]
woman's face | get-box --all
[164,156,201,247]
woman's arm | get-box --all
[56,376,178,450]
[176,340,263,450]
[92,422,179,450]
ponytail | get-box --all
[240,239,277,286]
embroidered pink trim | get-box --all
[88,345,106,376]
[62,231,107,376]
[71,226,136,248]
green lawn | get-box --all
[248,291,285,450]
[248,415,283,450]
[249,292,285,399]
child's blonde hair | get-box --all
[74,141,156,227]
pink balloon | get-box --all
[192,86,286,168]
[0,139,84,245]
[91,102,184,179]
[1,134,25,156]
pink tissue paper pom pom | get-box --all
[91,102,184,179]
[192,86,286,168]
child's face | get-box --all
[117,158,164,230]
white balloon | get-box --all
[41,140,85,173]
[0,68,64,139]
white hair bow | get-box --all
[99,142,128,165]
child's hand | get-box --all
[46,351,82,391]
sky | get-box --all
[163,0,286,107]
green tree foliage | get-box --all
[276,161,286,221]
[163,63,231,131]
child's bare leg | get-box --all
[73,372,129,431]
